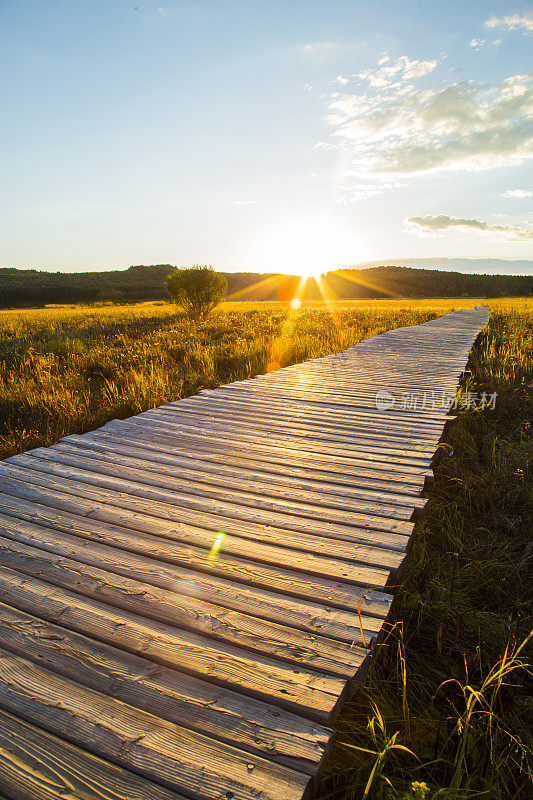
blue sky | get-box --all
[1,0,532,273]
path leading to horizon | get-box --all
[0,307,488,800]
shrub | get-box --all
[165,266,227,320]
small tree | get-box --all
[165,266,228,320]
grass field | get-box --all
[0,297,485,460]
[319,300,533,800]
[0,296,531,798]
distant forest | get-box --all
[1,264,532,308]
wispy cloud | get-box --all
[469,38,487,50]
[325,64,533,181]
[299,41,341,57]
[357,55,437,88]
[405,214,533,240]
[501,188,532,198]
[485,13,533,33]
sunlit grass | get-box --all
[319,300,533,800]
[0,295,531,796]
[0,296,474,459]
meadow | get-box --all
[0,296,531,798]
[0,297,482,460]
[320,299,533,800]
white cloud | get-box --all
[469,38,487,50]
[300,41,341,57]
[501,189,532,198]
[325,66,533,179]
[405,214,533,240]
[357,55,437,88]
[485,14,533,32]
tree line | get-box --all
[0,263,532,308]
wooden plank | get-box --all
[102,417,434,481]
[0,707,188,800]
[0,491,394,615]
[6,453,419,539]
[206,381,448,413]
[181,387,450,423]
[148,405,439,454]
[0,461,414,549]
[127,410,435,468]
[63,432,427,507]
[0,511,383,644]
[0,483,399,589]
[191,394,446,439]
[30,443,424,523]
[0,566,348,721]
[170,392,447,432]
[98,422,430,490]
[0,647,312,800]
[0,535,369,678]
[0,602,330,772]
[191,393,446,439]
[156,402,444,447]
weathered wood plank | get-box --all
[99,421,430,489]
[143,406,438,457]
[167,394,446,436]
[196,389,447,432]
[0,481,402,582]
[63,432,427,507]
[0,566,349,720]
[0,602,330,772]
[102,418,435,477]
[0,707,188,800]
[0,511,383,644]
[0,648,312,800]
[122,410,436,467]
[0,462,414,550]
[28,443,424,523]
[0,491,394,615]
[0,535,369,677]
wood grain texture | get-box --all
[0,602,329,772]
[0,491,393,616]
[0,512,384,644]
[0,708,188,800]
[0,648,311,800]
[0,535,368,678]
[0,306,489,800]
[0,565,349,721]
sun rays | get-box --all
[227,268,395,313]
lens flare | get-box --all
[209,532,225,560]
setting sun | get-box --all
[249,218,361,277]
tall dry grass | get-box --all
[319,300,533,799]
[0,298,471,459]
[1,296,531,798]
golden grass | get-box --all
[1,296,531,798]
[0,296,484,460]
[319,300,533,799]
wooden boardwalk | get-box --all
[0,307,489,800]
